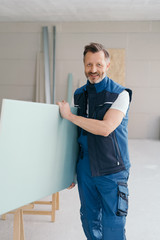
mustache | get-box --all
[88,72,99,76]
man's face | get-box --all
[84,51,110,84]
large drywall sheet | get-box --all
[107,49,125,86]
[0,99,78,215]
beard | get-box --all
[85,71,105,84]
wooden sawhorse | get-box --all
[1,192,59,240]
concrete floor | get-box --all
[0,139,160,240]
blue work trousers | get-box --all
[77,151,129,240]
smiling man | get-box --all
[84,50,110,84]
[58,42,132,240]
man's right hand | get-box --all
[67,182,76,190]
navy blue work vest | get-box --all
[74,76,132,177]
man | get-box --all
[58,42,132,240]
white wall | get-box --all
[0,21,160,139]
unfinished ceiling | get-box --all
[0,0,160,22]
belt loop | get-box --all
[80,149,84,159]
[79,144,84,159]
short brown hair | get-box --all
[83,42,110,61]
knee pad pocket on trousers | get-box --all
[103,226,126,240]
[116,182,129,217]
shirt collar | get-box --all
[87,76,108,93]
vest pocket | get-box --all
[111,131,121,162]
[96,103,112,120]
[116,182,129,217]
